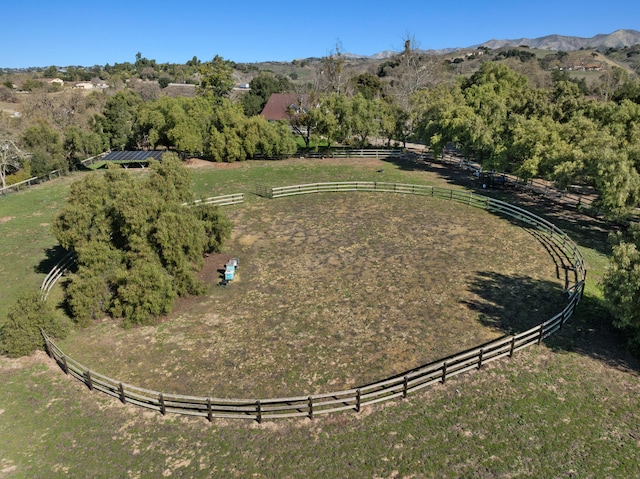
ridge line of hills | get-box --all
[342,29,640,60]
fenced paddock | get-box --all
[42,183,586,422]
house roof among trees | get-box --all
[260,93,307,121]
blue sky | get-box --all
[1,1,638,68]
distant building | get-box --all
[74,79,109,90]
[44,78,64,86]
[74,82,94,90]
[260,93,310,121]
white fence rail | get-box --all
[184,193,244,207]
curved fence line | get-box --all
[42,183,586,422]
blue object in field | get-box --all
[224,268,235,281]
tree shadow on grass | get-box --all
[464,270,640,374]
[546,293,640,374]
[463,270,566,335]
[34,244,70,275]
[481,189,613,256]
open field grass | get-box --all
[1,156,639,478]
[55,191,565,398]
[0,174,79,319]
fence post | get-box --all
[43,334,52,358]
[62,355,69,374]
[85,370,93,391]
[207,398,213,422]
[403,376,409,398]
[538,324,545,345]
[478,349,484,369]
[256,400,262,423]
[355,389,361,412]
[442,361,448,383]
[509,337,516,357]
[159,393,166,415]
[308,396,314,420]
[119,383,126,404]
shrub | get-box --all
[0,291,71,358]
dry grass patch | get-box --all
[58,192,566,398]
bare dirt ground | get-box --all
[59,189,567,399]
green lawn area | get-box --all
[1,156,639,478]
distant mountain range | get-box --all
[346,29,640,60]
[478,29,640,51]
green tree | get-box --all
[198,55,235,99]
[602,224,640,350]
[241,71,292,116]
[206,99,247,161]
[93,89,143,150]
[52,154,231,326]
[347,94,381,147]
[158,76,171,89]
[350,72,384,100]
[64,125,106,166]
[22,122,66,175]
[0,291,70,357]
[314,93,349,148]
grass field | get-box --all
[1,156,639,478]
[55,191,565,398]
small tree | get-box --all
[0,291,70,357]
[198,55,235,99]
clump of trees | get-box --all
[601,225,640,351]
[52,154,231,327]
[413,62,640,220]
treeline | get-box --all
[5,50,640,219]
[413,62,640,220]
[97,91,299,161]
[4,50,640,221]
[6,50,640,221]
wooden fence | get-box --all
[302,148,404,159]
[428,149,600,213]
[0,176,39,195]
[184,193,245,207]
[42,183,586,421]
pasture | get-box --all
[1,156,639,478]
